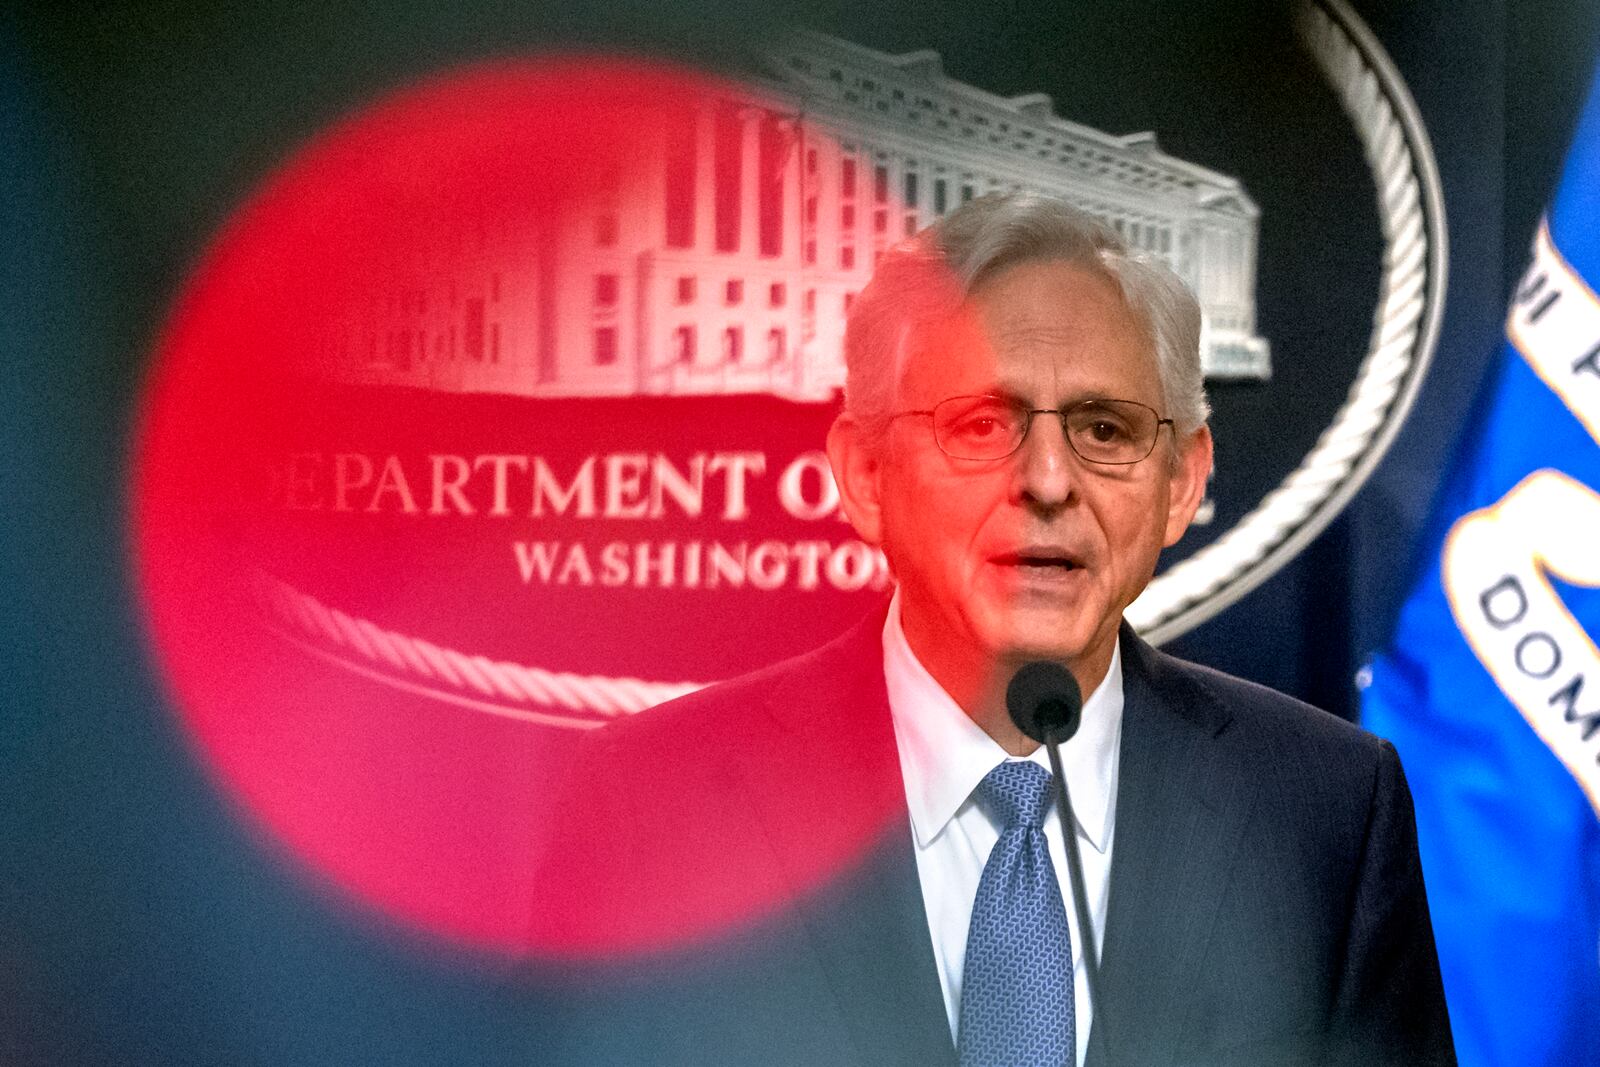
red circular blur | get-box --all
[131,57,909,955]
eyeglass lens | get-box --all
[931,396,1160,463]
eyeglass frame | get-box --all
[885,394,1175,465]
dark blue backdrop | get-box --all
[4,1,1597,1062]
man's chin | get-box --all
[991,623,1098,669]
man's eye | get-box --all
[1087,420,1127,442]
[947,404,1014,437]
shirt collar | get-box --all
[882,590,1124,854]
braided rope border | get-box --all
[1129,0,1448,641]
[255,575,703,729]
[259,0,1446,720]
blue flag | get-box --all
[1362,69,1600,1066]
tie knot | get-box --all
[976,760,1054,831]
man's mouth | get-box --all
[990,549,1084,572]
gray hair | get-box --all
[842,192,1209,439]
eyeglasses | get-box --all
[890,395,1174,464]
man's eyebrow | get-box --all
[974,385,1113,407]
[972,384,1028,403]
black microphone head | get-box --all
[1006,661,1083,745]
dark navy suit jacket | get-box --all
[531,607,1456,1066]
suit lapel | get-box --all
[1088,628,1261,1067]
[726,608,957,1067]
[711,612,1260,1067]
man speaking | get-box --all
[532,193,1455,1067]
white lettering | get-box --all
[555,543,594,585]
[604,454,650,519]
[285,452,323,510]
[648,453,706,518]
[513,541,561,583]
[333,453,373,512]
[1509,224,1600,446]
[777,452,841,520]
[429,454,475,516]
[633,541,677,587]
[1445,469,1600,817]
[366,455,418,514]
[599,542,629,587]
[474,454,528,517]
[748,541,788,590]
[707,452,767,521]
[532,457,597,518]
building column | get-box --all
[818,137,838,272]
[739,106,763,258]
[694,102,716,253]
[779,118,801,264]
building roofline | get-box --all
[778,27,1255,210]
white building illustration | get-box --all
[322,31,1270,399]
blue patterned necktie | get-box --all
[956,760,1075,1067]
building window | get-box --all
[725,278,743,305]
[804,289,816,315]
[767,327,786,363]
[677,276,696,304]
[840,246,855,270]
[934,178,948,214]
[874,164,889,203]
[961,183,974,204]
[874,208,888,234]
[841,204,856,228]
[595,273,619,307]
[804,240,817,265]
[841,157,857,198]
[904,171,919,207]
[769,282,786,308]
[465,298,485,362]
[674,325,695,365]
[905,213,918,237]
[805,196,818,224]
[806,148,818,174]
[594,326,617,366]
[595,213,618,247]
[723,326,744,363]
[386,329,407,370]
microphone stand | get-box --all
[1043,736,1103,1043]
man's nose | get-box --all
[1013,411,1078,510]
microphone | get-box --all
[1006,661,1104,1045]
[1007,660,1084,746]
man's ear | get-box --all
[826,415,885,546]
[1162,425,1214,547]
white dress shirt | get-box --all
[882,593,1123,1067]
